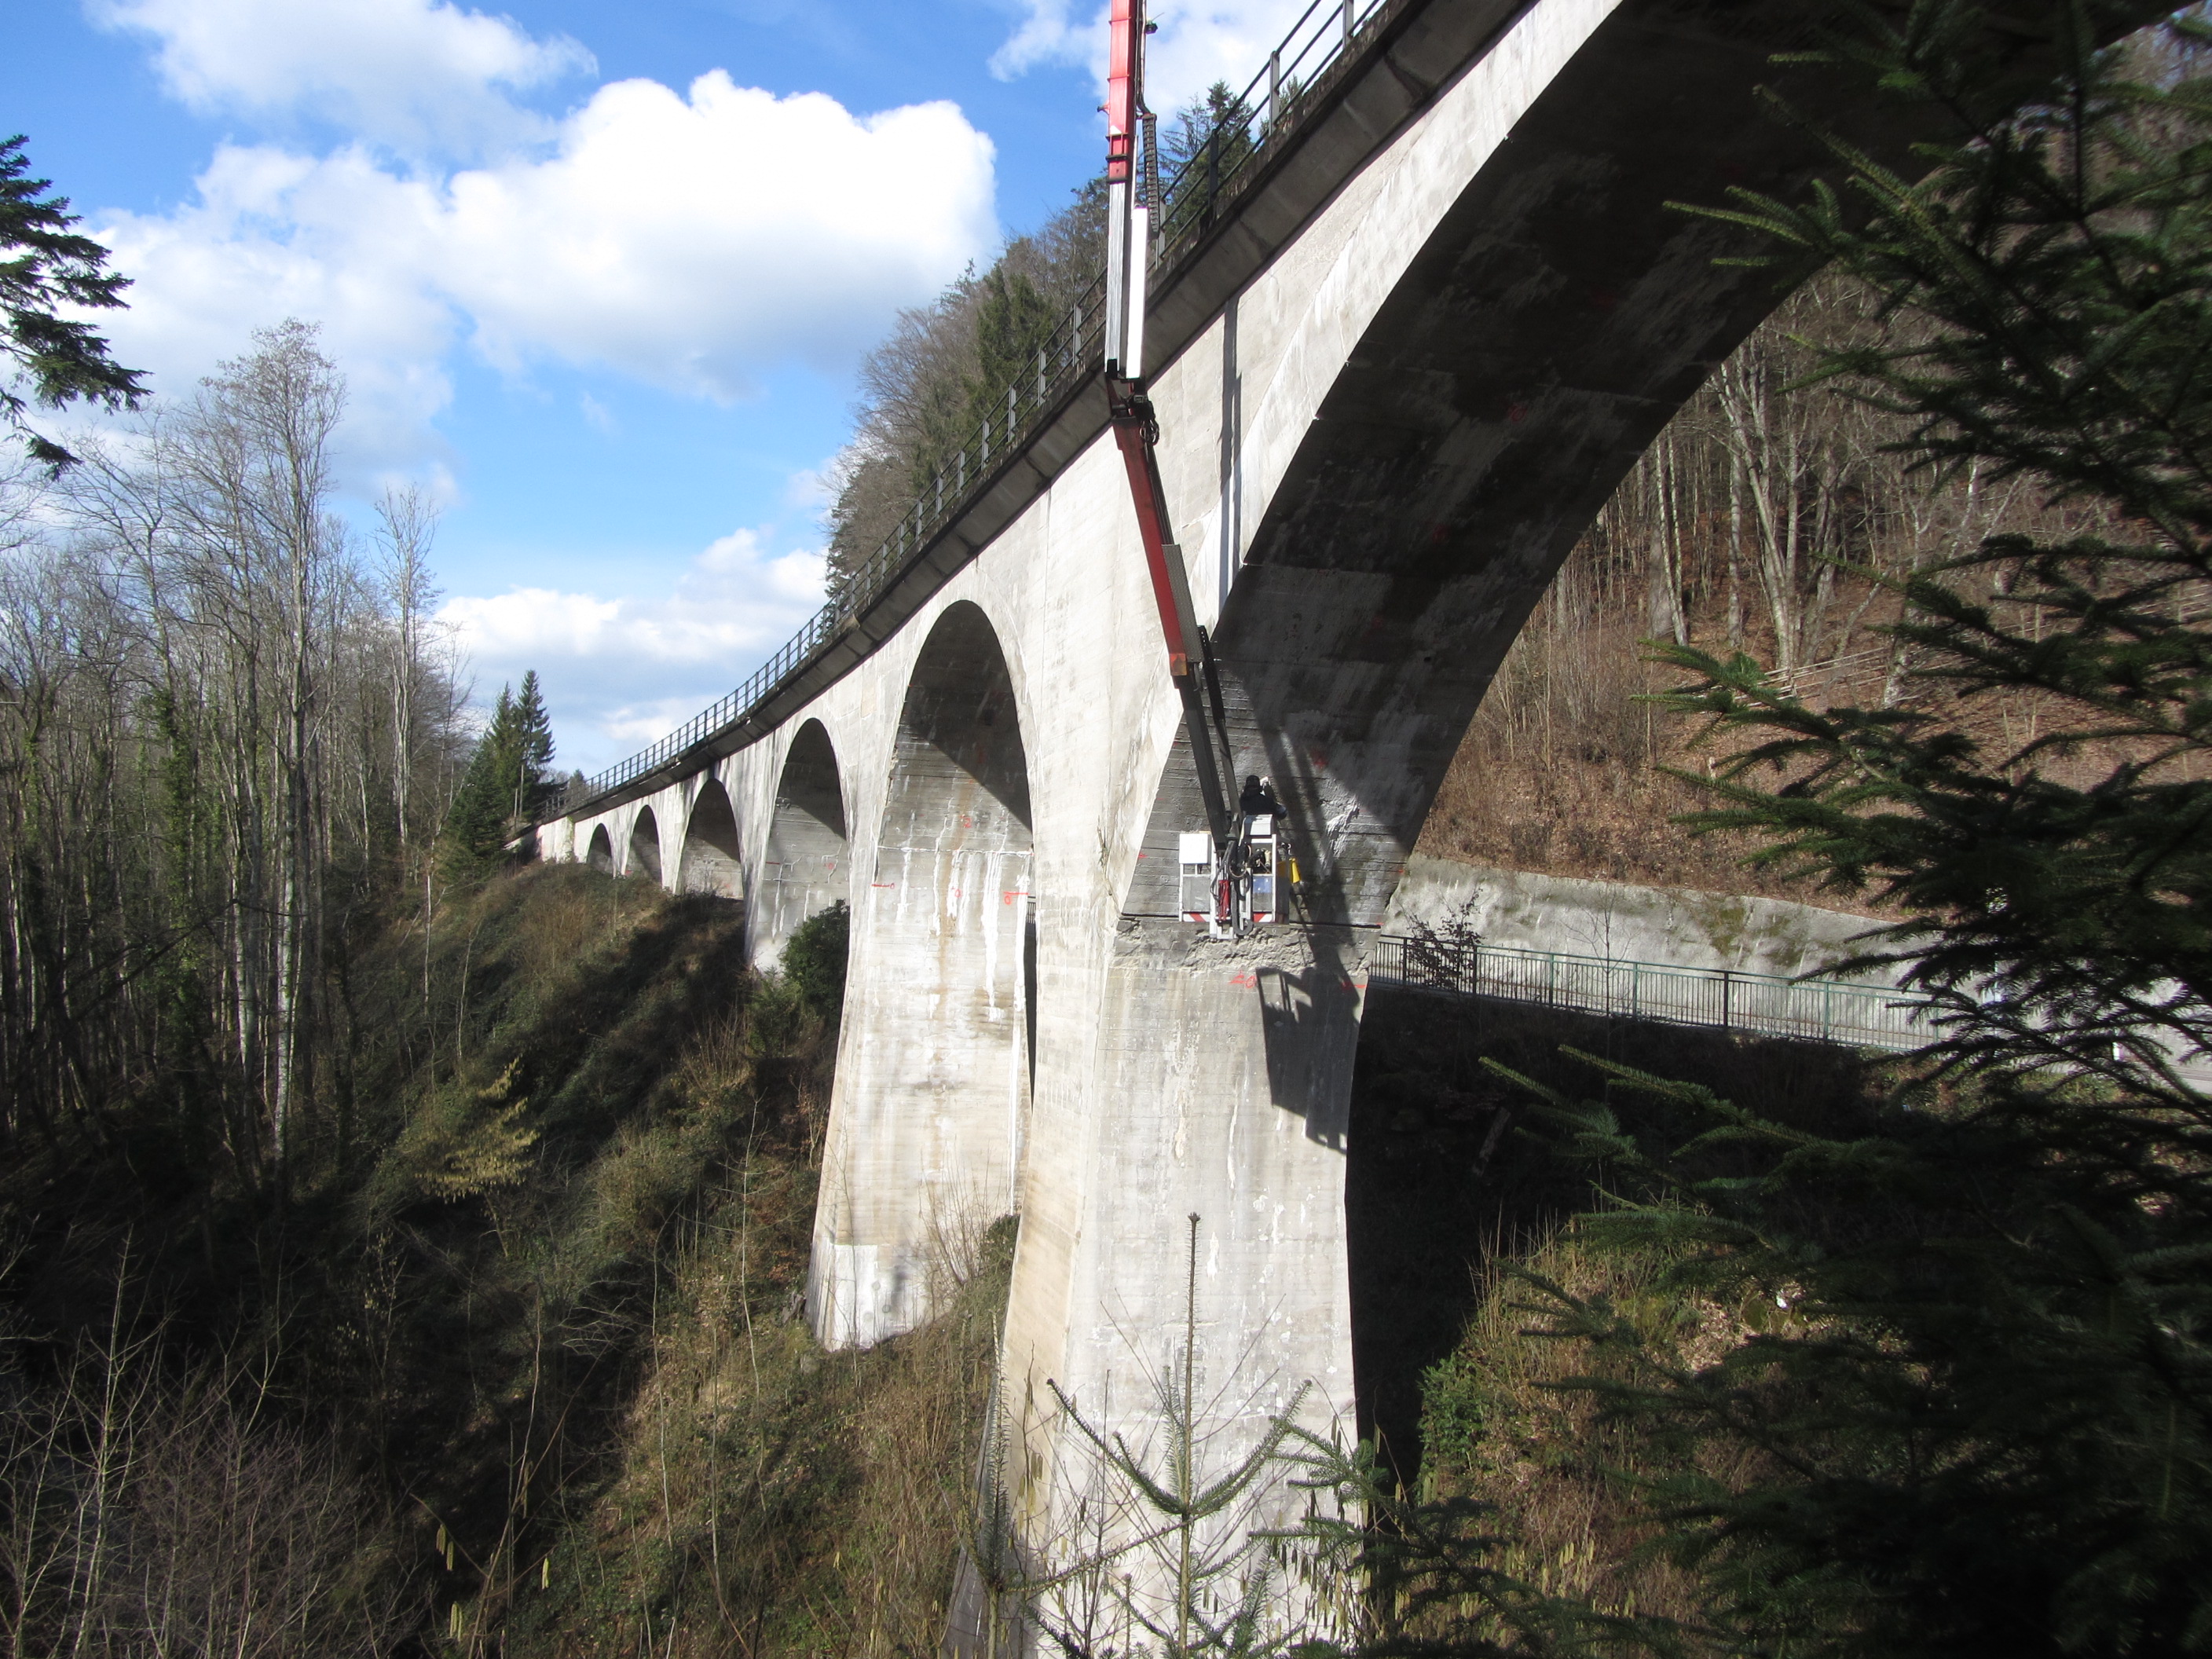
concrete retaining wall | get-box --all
[1381,853,1902,984]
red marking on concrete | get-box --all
[871,881,897,888]
[1229,972,1258,987]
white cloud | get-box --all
[987,0,1318,117]
[440,528,830,771]
[92,75,999,465]
[435,75,997,397]
[96,145,458,472]
[989,0,1091,80]
[89,0,593,156]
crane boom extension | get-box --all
[1110,392,1232,842]
[1103,0,1234,848]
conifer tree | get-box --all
[1470,7,2212,1655]
[1,135,146,469]
[507,670,555,822]
[441,674,555,876]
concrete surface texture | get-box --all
[1383,852,1903,983]
[533,0,2104,1610]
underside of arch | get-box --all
[627,807,662,885]
[810,602,1034,1349]
[679,778,744,900]
[585,824,613,874]
[1126,0,2127,928]
[756,720,849,969]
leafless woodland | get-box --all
[1422,276,2137,896]
[0,320,469,1174]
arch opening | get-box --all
[756,720,849,969]
[585,824,613,874]
[627,807,662,884]
[679,778,744,900]
[810,602,1034,1349]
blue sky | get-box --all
[4,0,1304,774]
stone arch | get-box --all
[626,806,662,884]
[584,824,613,874]
[755,720,848,969]
[1049,0,2148,1561]
[679,777,744,899]
[810,601,1033,1348]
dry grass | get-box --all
[352,866,1024,1658]
[1415,606,1882,911]
[499,1207,1015,1659]
[1414,1232,1766,1632]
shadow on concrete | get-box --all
[893,601,1032,831]
[1256,959,1357,1148]
[679,777,744,899]
[627,806,661,884]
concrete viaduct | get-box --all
[533,0,2098,1575]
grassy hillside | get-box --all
[0,862,1007,1657]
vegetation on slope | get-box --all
[0,863,1006,1657]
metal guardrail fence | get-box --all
[545,0,1395,824]
[1368,934,1932,1050]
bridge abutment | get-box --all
[999,917,1362,1596]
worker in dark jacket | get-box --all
[1239,775,1282,819]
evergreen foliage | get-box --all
[969,265,1060,429]
[1664,4,2212,1089]
[1437,6,2212,1654]
[442,670,555,874]
[780,898,849,1022]
[1159,83,1259,242]
[0,134,147,469]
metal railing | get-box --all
[546,0,1397,823]
[1367,934,1932,1050]
[1153,0,1389,247]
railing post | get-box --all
[1345,0,1355,50]
[1631,959,1640,1022]
[1035,345,1047,402]
[1269,49,1281,130]
[1720,969,1733,1030]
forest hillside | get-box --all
[1423,271,2131,904]
[0,856,1006,1657]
